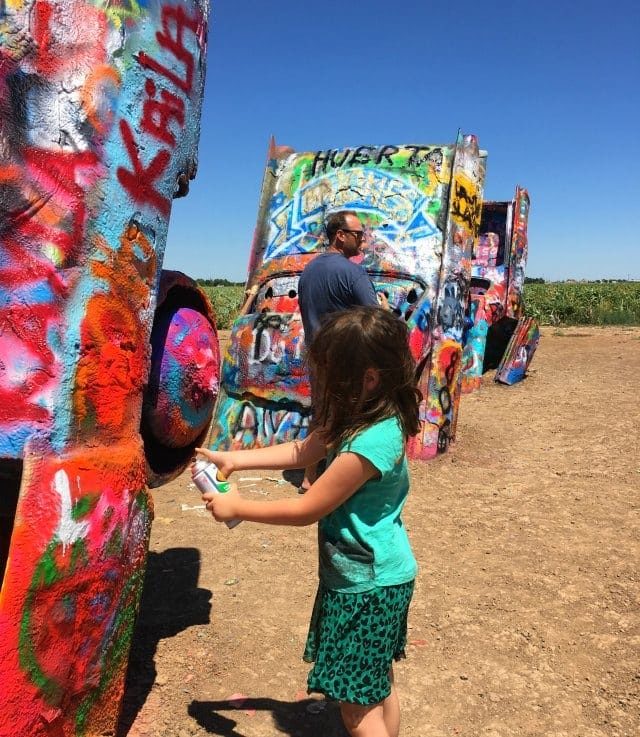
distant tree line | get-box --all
[524,278,638,284]
[201,280,639,328]
[196,277,244,287]
[197,276,638,288]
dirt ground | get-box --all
[117,327,640,737]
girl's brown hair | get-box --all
[307,306,422,448]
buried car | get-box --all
[461,187,540,392]
[0,2,216,736]
[208,133,486,460]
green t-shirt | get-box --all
[318,417,418,593]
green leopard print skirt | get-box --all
[303,580,415,705]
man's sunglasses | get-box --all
[340,228,365,242]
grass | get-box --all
[199,282,640,329]
[524,282,640,326]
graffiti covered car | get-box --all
[208,133,486,460]
[461,187,540,392]
[0,2,217,736]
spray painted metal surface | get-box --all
[461,187,539,392]
[209,133,485,460]
[0,2,214,736]
[494,316,539,385]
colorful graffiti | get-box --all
[142,271,220,487]
[0,2,214,736]
[495,317,540,385]
[208,133,486,460]
[461,188,539,392]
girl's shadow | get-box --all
[116,548,212,737]
[189,696,347,737]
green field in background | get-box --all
[200,285,244,329]
[524,282,640,325]
[201,282,640,329]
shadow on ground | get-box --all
[189,696,347,737]
[282,461,327,491]
[281,468,305,489]
[116,548,212,737]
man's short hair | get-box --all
[325,210,358,245]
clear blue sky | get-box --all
[163,0,640,282]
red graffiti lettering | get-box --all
[26,149,101,262]
[137,51,187,95]
[30,0,109,81]
[32,0,57,76]
[0,149,102,296]
[137,5,198,94]
[117,4,201,213]
[140,78,185,147]
[116,119,171,216]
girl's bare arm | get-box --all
[204,451,378,527]
[194,429,326,477]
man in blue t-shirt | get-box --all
[298,210,380,339]
[297,211,381,490]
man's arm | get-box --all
[376,291,391,310]
[352,269,379,307]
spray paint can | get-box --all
[192,460,241,529]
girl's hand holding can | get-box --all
[191,456,242,528]
[193,447,234,478]
[202,483,240,523]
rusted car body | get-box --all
[461,187,539,392]
[0,2,216,735]
[209,133,486,460]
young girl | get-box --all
[194,306,421,737]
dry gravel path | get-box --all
[118,326,640,737]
